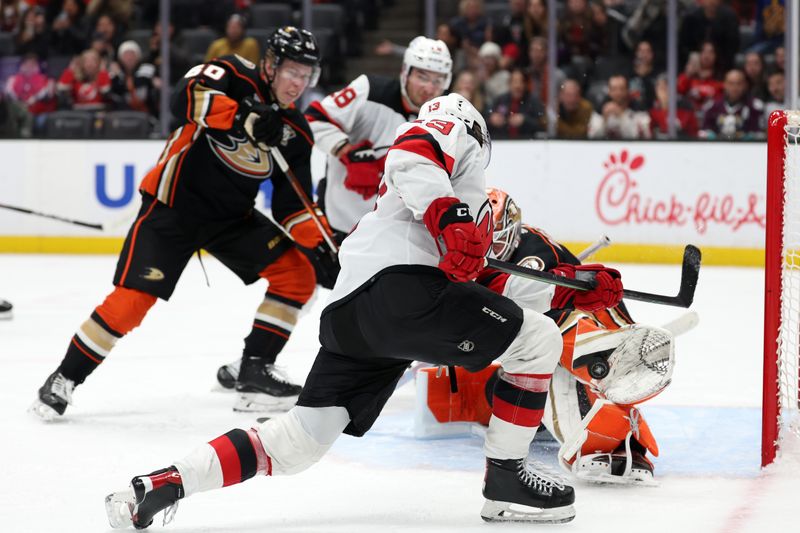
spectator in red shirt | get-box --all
[4,53,56,117]
[677,41,723,113]
[649,74,698,139]
[56,49,111,111]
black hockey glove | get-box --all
[298,241,341,290]
[235,97,284,147]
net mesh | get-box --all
[778,111,800,447]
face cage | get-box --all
[491,210,521,261]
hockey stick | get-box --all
[0,202,103,230]
[487,244,701,308]
[244,114,339,254]
[576,235,611,262]
[661,311,699,337]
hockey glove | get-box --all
[282,206,333,249]
[423,197,487,282]
[301,242,341,290]
[235,97,284,147]
[550,263,623,312]
[339,140,386,200]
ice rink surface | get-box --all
[1,254,798,532]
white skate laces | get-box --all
[162,500,179,526]
[52,373,75,404]
[265,364,293,384]
[517,459,567,494]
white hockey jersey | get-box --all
[306,74,418,232]
[327,116,494,305]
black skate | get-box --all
[481,458,576,523]
[105,467,184,529]
[28,371,75,421]
[0,299,12,320]
[216,359,240,390]
[233,357,302,412]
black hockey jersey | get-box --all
[140,54,314,224]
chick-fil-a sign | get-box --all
[595,150,766,234]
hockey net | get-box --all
[764,110,800,466]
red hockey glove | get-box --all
[423,197,487,282]
[339,140,386,200]
[282,206,333,249]
[550,263,623,312]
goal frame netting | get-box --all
[764,109,800,466]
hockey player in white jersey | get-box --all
[105,94,627,528]
[305,35,453,234]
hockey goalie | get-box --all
[415,188,676,485]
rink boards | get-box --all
[0,139,767,265]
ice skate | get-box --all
[0,299,12,320]
[216,359,240,390]
[28,371,75,421]
[481,457,576,524]
[233,358,301,412]
[105,467,184,529]
[573,447,656,486]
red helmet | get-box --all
[486,187,521,261]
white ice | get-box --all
[0,254,797,532]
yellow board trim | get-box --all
[0,237,766,266]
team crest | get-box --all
[280,124,295,147]
[518,256,546,271]
[458,340,475,352]
[206,132,273,178]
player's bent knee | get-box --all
[260,247,316,306]
[498,308,562,375]
[256,406,349,475]
[94,286,157,335]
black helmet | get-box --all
[265,26,321,86]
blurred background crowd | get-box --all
[0,0,789,141]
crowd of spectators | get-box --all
[0,0,790,140]
[0,0,373,138]
[420,0,786,141]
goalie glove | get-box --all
[423,197,487,282]
[282,206,333,249]
[234,97,284,147]
[550,263,623,312]
[339,140,386,200]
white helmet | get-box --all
[401,36,453,103]
[418,92,491,168]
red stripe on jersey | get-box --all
[491,396,545,427]
[119,199,159,286]
[391,127,454,175]
[208,434,242,487]
[306,101,345,131]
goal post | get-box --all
[764,110,800,466]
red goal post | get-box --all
[764,110,800,466]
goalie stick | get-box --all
[0,202,103,230]
[576,235,611,262]
[487,244,701,308]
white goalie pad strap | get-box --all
[541,366,582,444]
[256,406,350,475]
[557,399,612,469]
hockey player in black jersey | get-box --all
[30,27,335,420]
[305,35,453,234]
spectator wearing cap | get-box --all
[557,79,593,139]
[679,0,740,72]
[649,74,698,139]
[205,14,260,65]
[525,36,565,105]
[4,53,56,126]
[109,40,159,116]
[51,0,89,56]
[588,75,651,139]
[56,48,111,111]
[701,69,765,140]
[487,68,546,139]
[14,7,50,59]
[477,41,510,108]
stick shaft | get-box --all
[576,235,611,262]
[0,203,103,230]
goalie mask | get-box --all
[418,93,491,168]
[486,188,522,261]
[561,315,675,405]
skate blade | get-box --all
[575,468,658,487]
[480,499,576,524]
[27,399,61,422]
[105,489,135,529]
[233,393,298,413]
